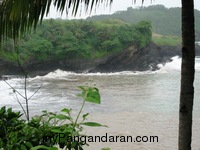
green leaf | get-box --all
[101,148,111,150]
[7,107,12,113]
[31,145,58,150]
[85,87,101,104]
[63,127,73,133]
[51,128,62,133]
[81,122,107,127]
[20,144,27,150]
[71,141,79,148]
[0,106,6,115]
[25,142,33,148]
[61,108,71,114]
[82,113,89,120]
[53,114,71,120]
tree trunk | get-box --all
[179,0,195,150]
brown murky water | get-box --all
[84,112,200,150]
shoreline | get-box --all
[1,42,200,78]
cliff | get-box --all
[1,42,200,78]
[89,43,180,72]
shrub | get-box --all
[0,86,106,150]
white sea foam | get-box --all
[0,79,23,107]
[34,70,158,79]
[0,78,43,108]
[0,81,13,102]
[195,57,200,70]
[29,56,200,80]
[195,41,200,46]
[158,56,181,72]
[41,69,75,78]
[158,56,200,73]
[31,69,79,81]
[1,56,200,84]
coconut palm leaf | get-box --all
[0,0,113,42]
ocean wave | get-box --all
[157,56,181,72]
[33,70,77,80]
[33,69,159,80]
[30,56,200,79]
[158,56,200,72]
[3,56,199,81]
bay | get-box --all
[0,56,200,149]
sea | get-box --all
[0,56,200,150]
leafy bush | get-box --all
[0,19,152,63]
[0,86,106,150]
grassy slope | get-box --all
[152,33,181,46]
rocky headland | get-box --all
[1,42,200,78]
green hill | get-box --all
[87,5,200,40]
[0,19,152,64]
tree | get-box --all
[0,0,196,150]
[179,0,195,150]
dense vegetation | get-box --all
[87,5,200,40]
[1,5,190,64]
[0,85,107,150]
[0,19,152,64]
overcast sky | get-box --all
[46,0,200,19]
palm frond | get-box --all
[0,0,113,43]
